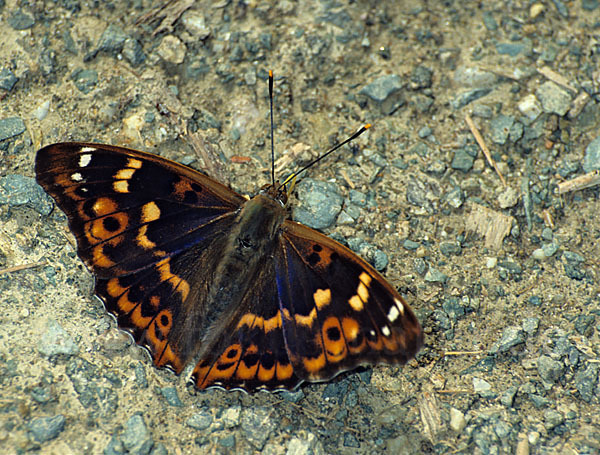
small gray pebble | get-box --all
[563,251,585,264]
[451,88,491,109]
[424,267,447,284]
[439,241,461,256]
[543,409,564,430]
[574,364,599,402]
[537,355,564,384]
[403,239,420,250]
[542,242,559,257]
[0,117,26,141]
[541,227,554,241]
[490,114,515,145]
[536,81,572,116]
[292,178,343,230]
[133,362,148,388]
[186,409,213,430]
[160,387,183,407]
[583,136,600,173]
[123,38,146,66]
[522,317,539,336]
[71,68,98,94]
[349,189,367,207]
[0,68,18,91]
[0,174,54,215]
[496,41,530,57]
[29,415,65,442]
[372,249,389,271]
[473,377,492,393]
[8,9,35,30]
[500,386,518,407]
[451,149,475,172]
[38,319,79,357]
[359,75,404,115]
[97,24,128,53]
[489,326,525,354]
[121,415,154,455]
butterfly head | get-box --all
[258,182,288,207]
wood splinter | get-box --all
[556,170,600,194]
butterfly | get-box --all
[35,78,423,392]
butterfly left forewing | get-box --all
[35,142,247,373]
[36,142,245,277]
[275,220,423,383]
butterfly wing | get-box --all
[275,220,423,383]
[190,219,422,391]
[35,142,246,372]
[190,258,302,391]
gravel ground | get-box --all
[1,1,600,454]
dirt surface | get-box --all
[1,0,599,454]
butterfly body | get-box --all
[36,142,423,392]
[189,190,287,362]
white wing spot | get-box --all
[382,326,391,337]
[388,305,400,322]
[71,172,83,182]
[393,298,405,315]
[369,330,376,337]
[79,153,92,167]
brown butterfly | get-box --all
[35,75,422,392]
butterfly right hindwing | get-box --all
[275,220,423,383]
[191,258,302,391]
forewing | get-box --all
[36,143,245,277]
[35,142,245,372]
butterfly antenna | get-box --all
[269,70,275,186]
[279,123,372,190]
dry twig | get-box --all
[556,170,600,194]
[0,261,47,275]
[464,114,507,186]
[537,66,578,93]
